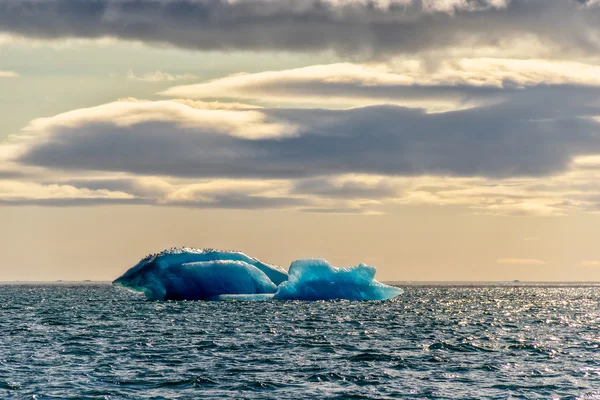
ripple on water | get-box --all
[1,284,600,399]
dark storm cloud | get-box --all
[16,85,600,180]
[0,0,599,57]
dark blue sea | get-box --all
[2,283,600,399]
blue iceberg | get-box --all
[113,248,402,301]
[113,248,287,300]
[273,259,402,301]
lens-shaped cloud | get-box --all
[161,60,600,111]
[8,88,600,180]
[2,80,600,215]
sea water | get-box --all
[1,283,600,399]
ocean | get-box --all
[1,283,600,399]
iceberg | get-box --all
[273,259,402,301]
[113,248,402,301]
[113,248,287,300]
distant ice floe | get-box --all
[113,248,402,301]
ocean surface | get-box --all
[1,284,600,399]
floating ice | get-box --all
[113,248,402,301]
[113,248,287,300]
[273,259,402,301]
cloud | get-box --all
[0,180,135,203]
[571,155,600,169]
[496,258,545,265]
[0,0,599,58]
[9,89,600,181]
[40,175,387,212]
[7,164,600,215]
[0,169,26,179]
[172,99,263,110]
[4,81,600,214]
[161,60,600,110]
[476,203,565,217]
[309,159,600,216]
[0,197,144,206]
[293,175,400,199]
[18,97,294,140]
[578,260,600,267]
[391,176,570,217]
[0,70,19,78]
[0,175,310,209]
[127,69,197,82]
[4,1,600,215]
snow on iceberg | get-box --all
[113,248,287,300]
[273,259,402,301]
[113,248,402,301]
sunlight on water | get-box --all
[1,284,600,398]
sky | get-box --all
[2,0,600,281]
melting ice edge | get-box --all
[113,248,402,301]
